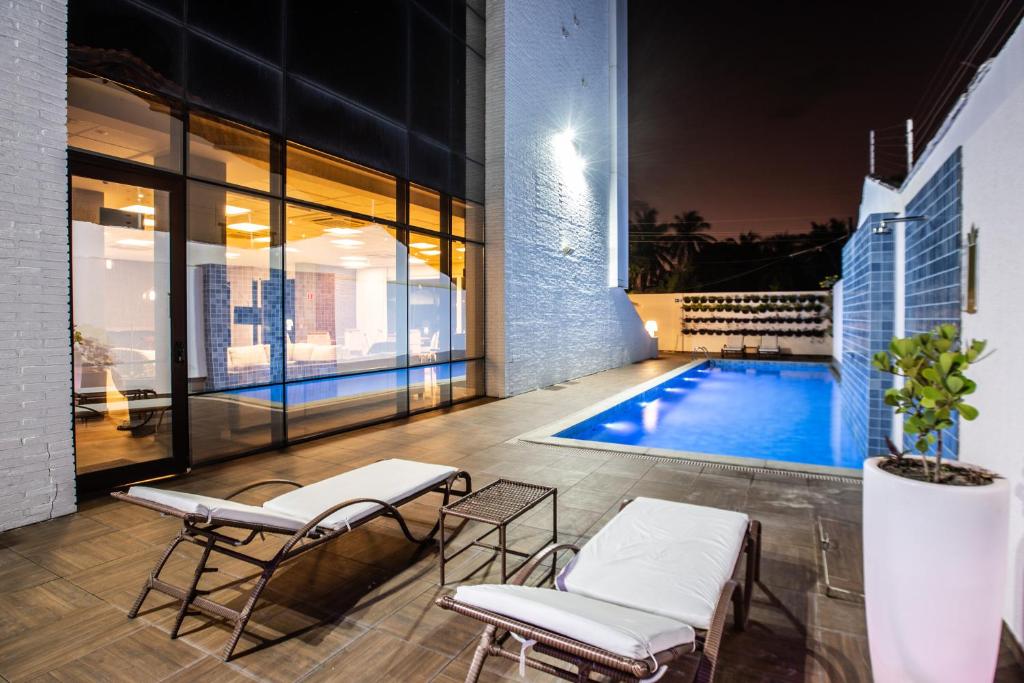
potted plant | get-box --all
[865,324,1007,683]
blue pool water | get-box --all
[556,360,862,469]
[221,362,465,407]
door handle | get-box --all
[174,342,186,364]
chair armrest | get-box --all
[508,543,580,586]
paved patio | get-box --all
[1,355,1021,682]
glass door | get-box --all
[70,159,188,489]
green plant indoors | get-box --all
[872,324,987,484]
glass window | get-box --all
[285,204,407,377]
[187,181,282,392]
[71,175,174,475]
[452,198,483,241]
[188,113,280,194]
[68,74,182,171]
[286,370,408,440]
[408,233,450,365]
[286,143,397,220]
[409,184,441,232]
[452,359,486,402]
[452,241,484,360]
[189,389,283,464]
[410,364,451,412]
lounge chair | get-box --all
[113,458,471,660]
[720,334,744,357]
[758,334,781,356]
[436,497,761,682]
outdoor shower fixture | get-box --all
[872,215,927,234]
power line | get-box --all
[685,234,849,291]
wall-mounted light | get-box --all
[645,320,659,338]
[552,127,586,192]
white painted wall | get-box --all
[855,21,1024,646]
[484,0,654,397]
[630,291,833,356]
[832,279,843,364]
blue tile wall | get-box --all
[841,212,896,460]
[903,148,962,458]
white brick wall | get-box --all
[485,0,654,397]
[0,0,75,530]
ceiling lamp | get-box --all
[228,222,269,233]
[119,204,154,215]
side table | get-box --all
[439,479,556,585]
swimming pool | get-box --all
[551,360,861,470]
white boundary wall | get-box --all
[630,291,833,357]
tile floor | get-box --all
[1,355,1021,682]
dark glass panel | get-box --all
[286,78,406,177]
[69,0,184,97]
[465,47,484,163]
[187,33,282,132]
[411,5,451,144]
[287,0,406,121]
[416,0,451,28]
[464,4,484,54]
[452,359,485,401]
[188,0,282,63]
[450,37,466,156]
[285,371,408,440]
[410,135,449,195]
[136,0,183,19]
[189,389,282,464]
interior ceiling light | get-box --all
[225,205,249,216]
[228,222,269,233]
[325,227,362,236]
[253,236,272,243]
[409,241,434,249]
[409,256,426,265]
[420,249,441,256]
[119,204,155,215]
[331,239,364,248]
[456,247,466,252]
[115,238,153,248]
[143,218,155,228]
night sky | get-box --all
[627,1,1018,238]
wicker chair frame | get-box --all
[112,468,471,660]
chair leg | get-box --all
[128,532,184,619]
[222,566,274,661]
[170,535,216,638]
[465,625,495,683]
[732,584,748,630]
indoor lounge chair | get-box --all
[757,334,781,356]
[113,458,471,660]
[436,497,761,682]
[720,334,744,357]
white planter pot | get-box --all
[863,456,1009,682]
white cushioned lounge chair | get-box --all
[757,334,781,356]
[720,334,744,357]
[437,497,761,682]
[113,458,471,660]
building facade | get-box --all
[0,0,650,529]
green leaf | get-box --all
[959,403,979,420]
[946,376,964,393]
[939,352,956,375]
